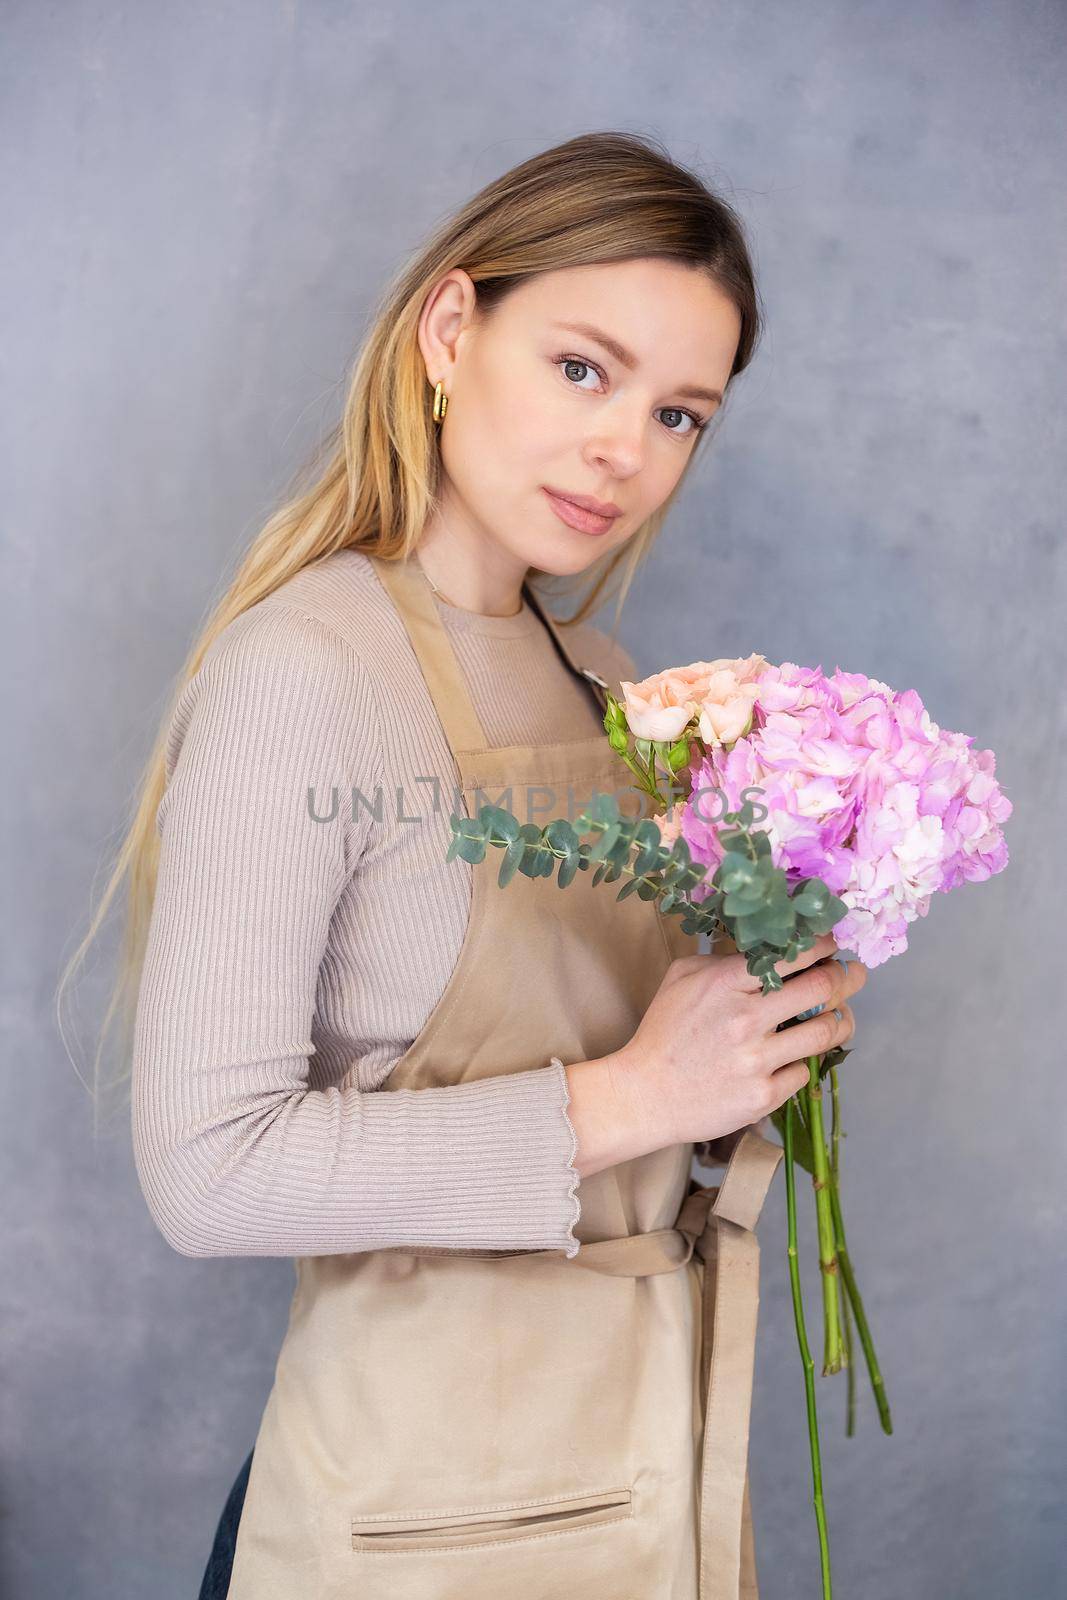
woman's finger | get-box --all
[759,955,867,1032]
[763,1000,856,1068]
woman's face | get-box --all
[420,257,742,580]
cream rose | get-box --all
[621,654,767,747]
[620,661,720,741]
[695,663,764,748]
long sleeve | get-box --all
[131,604,581,1259]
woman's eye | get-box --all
[657,406,703,438]
[557,356,601,391]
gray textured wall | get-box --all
[4,3,1063,1597]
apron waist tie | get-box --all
[377,1129,783,1600]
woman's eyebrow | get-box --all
[550,319,723,405]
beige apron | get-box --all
[225,552,784,1600]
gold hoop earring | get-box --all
[432,380,449,425]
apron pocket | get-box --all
[350,1486,633,1552]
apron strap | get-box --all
[368,552,488,755]
[710,1126,785,1231]
[521,583,613,717]
[691,1129,783,1600]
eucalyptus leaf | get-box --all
[557,852,582,888]
[447,815,488,865]
[589,821,622,861]
[497,839,524,886]
[719,832,751,856]
[544,818,580,856]
[479,805,520,845]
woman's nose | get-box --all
[583,415,646,477]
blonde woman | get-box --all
[63,130,866,1599]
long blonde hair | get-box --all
[57,129,763,1131]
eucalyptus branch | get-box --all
[446,789,849,999]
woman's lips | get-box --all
[542,487,620,536]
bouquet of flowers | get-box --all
[445,649,1012,1595]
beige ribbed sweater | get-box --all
[131,547,638,1260]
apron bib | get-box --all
[225,552,784,1600]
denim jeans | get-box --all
[197,1448,254,1600]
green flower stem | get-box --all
[830,1068,857,1438]
[841,1267,856,1438]
[613,745,668,806]
[802,1057,845,1375]
[784,1095,834,1599]
[823,1144,893,1436]
[793,1083,892,1436]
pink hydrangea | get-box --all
[669,663,1012,968]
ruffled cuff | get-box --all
[549,1056,582,1258]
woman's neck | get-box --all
[414,527,527,617]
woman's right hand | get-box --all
[606,932,867,1154]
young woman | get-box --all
[67,130,866,1599]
